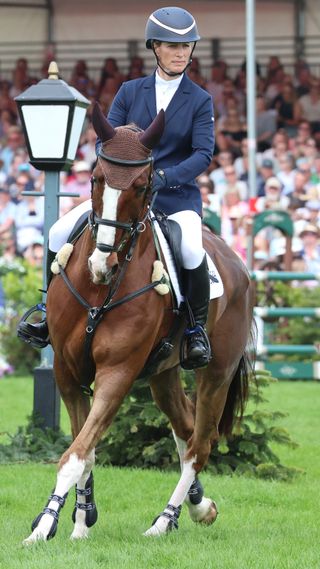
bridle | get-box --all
[89,148,154,254]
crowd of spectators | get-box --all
[1,53,320,299]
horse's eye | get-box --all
[136,185,147,196]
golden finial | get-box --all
[48,61,59,80]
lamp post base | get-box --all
[33,366,60,430]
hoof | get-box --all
[70,526,90,540]
[143,516,175,537]
[187,497,218,525]
[198,500,218,525]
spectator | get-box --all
[215,78,243,118]
[79,124,97,169]
[0,109,17,143]
[187,57,207,89]
[197,174,219,213]
[205,61,227,108]
[208,151,233,188]
[234,138,262,178]
[298,223,320,278]
[217,164,248,202]
[277,153,297,194]
[220,186,249,245]
[262,129,290,170]
[295,78,320,134]
[256,158,276,196]
[15,189,44,254]
[22,239,44,268]
[98,57,124,97]
[0,125,25,174]
[0,186,16,240]
[216,96,247,156]
[65,160,92,208]
[288,169,314,209]
[264,62,286,106]
[255,177,289,212]
[271,80,299,137]
[290,119,313,159]
[256,95,277,151]
[294,62,312,97]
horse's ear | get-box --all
[92,102,116,143]
[139,110,165,150]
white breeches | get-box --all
[49,200,205,270]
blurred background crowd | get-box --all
[1,52,320,289]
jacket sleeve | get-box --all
[164,95,215,189]
[107,84,128,127]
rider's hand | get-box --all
[152,169,167,194]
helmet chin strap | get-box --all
[153,43,196,78]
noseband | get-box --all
[90,148,154,254]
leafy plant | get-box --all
[0,413,71,463]
[0,258,42,373]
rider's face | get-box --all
[154,41,193,79]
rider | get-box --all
[18,6,215,369]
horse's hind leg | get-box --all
[173,432,218,525]
[24,360,95,544]
[146,367,217,536]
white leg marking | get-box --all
[173,431,187,469]
[89,184,121,280]
[144,458,196,537]
[71,450,95,540]
[173,431,216,524]
[23,453,85,545]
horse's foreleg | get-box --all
[70,449,97,539]
[24,364,95,545]
[23,452,87,545]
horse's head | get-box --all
[88,102,165,285]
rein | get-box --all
[58,213,166,396]
[58,147,164,395]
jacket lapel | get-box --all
[164,74,191,125]
[143,73,157,120]
[143,72,192,123]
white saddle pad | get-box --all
[153,219,224,306]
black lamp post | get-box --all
[15,62,90,429]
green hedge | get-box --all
[0,258,42,374]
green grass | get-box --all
[0,376,319,568]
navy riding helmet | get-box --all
[145,7,200,77]
[145,6,200,48]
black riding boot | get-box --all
[180,255,212,370]
[17,249,56,349]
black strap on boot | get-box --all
[31,491,68,540]
[180,255,212,370]
[72,471,98,528]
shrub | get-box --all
[0,258,42,373]
[0,370,301,481]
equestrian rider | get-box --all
[17,6,215,369]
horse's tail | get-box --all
[218,321,257,437]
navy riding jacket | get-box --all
[104,72,215,216]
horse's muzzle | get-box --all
[88,250,119,285]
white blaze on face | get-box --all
[89,183,121,280]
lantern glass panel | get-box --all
[21,104,69,158]
[67,106,87,160]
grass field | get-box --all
[0,376,319,569]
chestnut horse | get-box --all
[24,103,255,544]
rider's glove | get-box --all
[152,169,167,194]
